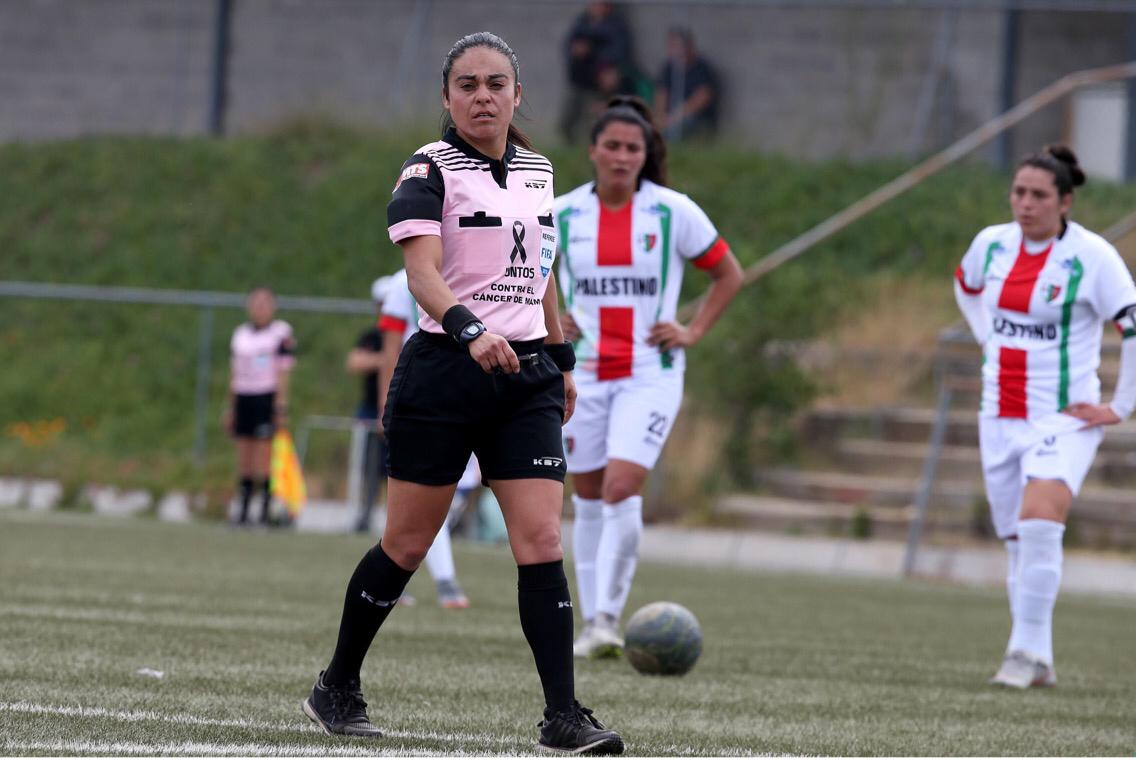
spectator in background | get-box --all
[345,276,392,533]
[559,2,638,143]
[654,27,719,141]
[225,286,296,526]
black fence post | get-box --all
[208,0,233,136]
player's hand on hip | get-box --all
[562,371,577,425]
[647,321,699,351]
[1062,402,1121,429]
[560,311,580,342]
[468,332,520,374]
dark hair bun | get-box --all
[605,95,657,129]
[1044,143,1086,187]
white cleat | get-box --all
[576,614,623,659]
[989,650,1057,689]
[573,621,598,658]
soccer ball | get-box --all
[624,601,703,676]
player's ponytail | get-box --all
[590,95,668,187]
[440,32,534,151]
[1018,143,1086,197]
[1044,144,1086,191]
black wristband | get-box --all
[545,342,576,372]
[442,304,480,343]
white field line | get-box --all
[0,603,306,633]
[0,701,519,749]
[0,738,500,757]
[0,703,797,757]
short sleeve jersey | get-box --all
[955,220,1136,419]
[553,179,728,379]
[230,320,295,395]
[378,268,418,348]
[386,128,558,341]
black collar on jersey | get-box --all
[443,127,517,190]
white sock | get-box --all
[423,512,456,584]
[571,495,604,623]
[1008,518,1064,663]
[1004,539,1020,625]
[595,496,643,621]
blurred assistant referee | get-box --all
[302,32,623,755]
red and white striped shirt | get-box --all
[956,221,1136,419]
[553,179,728,379]
[378,269,417,348]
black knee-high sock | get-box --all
[259,479,272,522]
[324,542,415,687]
[238,477,253,522]
[518,560,575,713]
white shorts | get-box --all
[457,455,481,491]
[979,413,1103,539]
[562,368,684,472]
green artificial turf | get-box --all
[1,510,1133,756]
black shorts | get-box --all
[383,332,567,486]
[233,392,275,440]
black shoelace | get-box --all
[328,686,369,720]
[542,700,602,729]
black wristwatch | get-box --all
[457,320,487,348]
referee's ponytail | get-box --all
[441,32,533,151]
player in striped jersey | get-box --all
[955,144,1136,688]
[554,97,743,658]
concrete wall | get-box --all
[0,0,215,139]
[1011,10,1131,161]
[0,1,1129,163]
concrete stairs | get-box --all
[719,339,1136,548]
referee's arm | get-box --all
[400,234,520,374]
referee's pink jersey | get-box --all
[229,320,295,395]
[387,128,558,342]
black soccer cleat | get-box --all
[537,700,624,755]
[301,671,383,738]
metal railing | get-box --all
[678,60,1136,321]
[0,280,372,466]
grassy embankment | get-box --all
[4,123,1136,506]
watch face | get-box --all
[464,324,480,336]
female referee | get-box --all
[302,32,623,755]
[955,144,1136,688]
[225,286,295,525]
[554,96,742,658]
